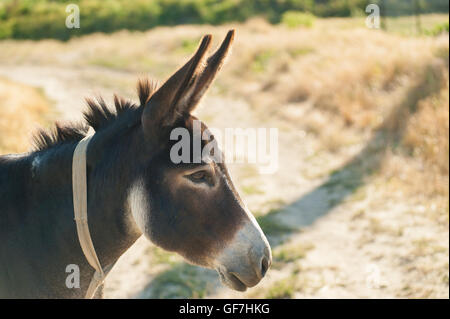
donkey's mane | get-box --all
[32,79,158,151]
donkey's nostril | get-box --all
[261,256,269,278]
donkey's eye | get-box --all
[187,170,212,185]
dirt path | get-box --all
[1,64,447,299]
[0,65,136,121]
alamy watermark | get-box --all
[170,120,279,174]
[366,4,380,29]
[65,264,80,289]
[66,4,80,29]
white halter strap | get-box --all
[72,131,105,299]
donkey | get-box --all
[0,30,271,298]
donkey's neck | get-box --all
[80,128,144,272]
[30,128,143,298]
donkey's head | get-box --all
[128,31,271,291]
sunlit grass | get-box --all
[0,15,448,299]
[0,78,53,154]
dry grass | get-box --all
[0,14,448,298]
[374,58,449,219]
[402,74,449,195]
[0,78,53,154]
[219,18,449,208]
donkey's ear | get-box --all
[178,30,235,114]
[141,34,212,139]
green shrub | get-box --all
[0,0,448,40]
[425,22,449,36]
[0,20,13,38]
[281,11,315,28]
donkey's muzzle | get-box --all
[258,246,271,278]
[215,219,272,291]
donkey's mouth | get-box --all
[217,269,247,292]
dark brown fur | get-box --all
[32,79,158,152]
[0,30,270,298]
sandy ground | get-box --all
[0,56,448,298]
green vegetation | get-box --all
[147,246,181,266]
[144,263,216,298]
[256,209,297,237]
[251,49,277,73]
[1,0,447,40]
[273,242,314,263]
[424,21,449,36]
[265,276,296,298]
[281,11,315,28]
[241,184,264,195]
